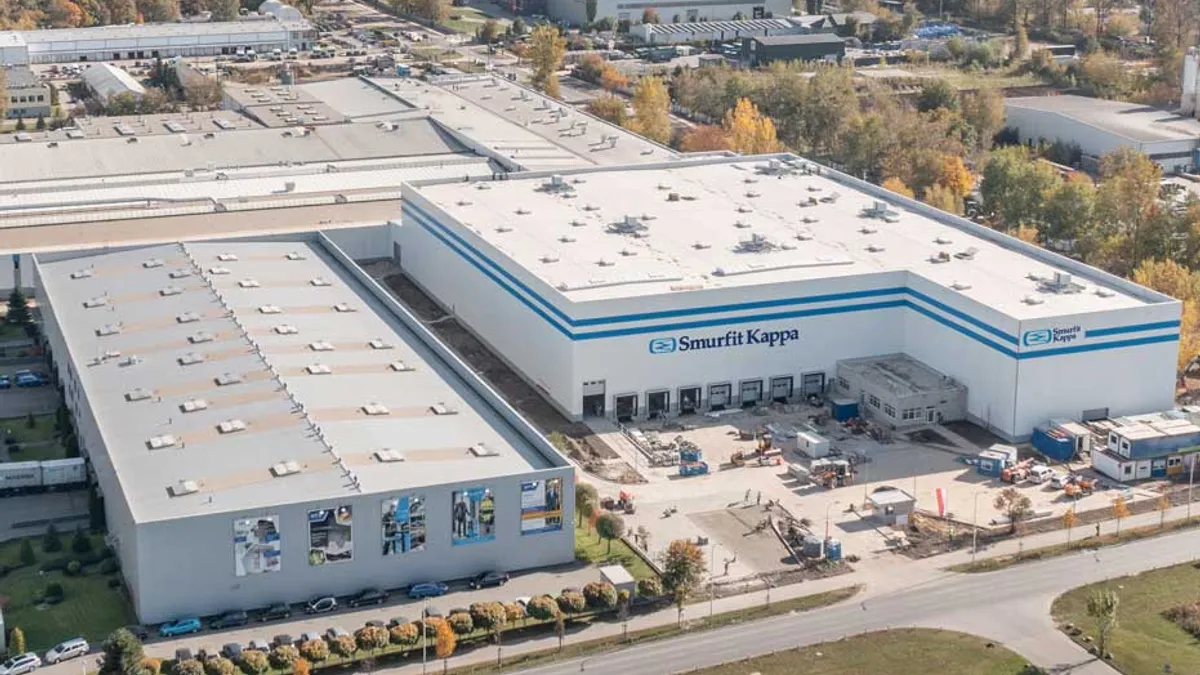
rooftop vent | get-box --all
[470,443,499,457]
[217,253,238,262]
[819,192,840,204]
[954,248,979,260]
[950,281,972,291]
[333,303,356,313]
[1036,271,1085,294]
[540,254,560,264]
[569,219,587,228]
[475,183,492,190]
[169,269,193,279]
[430,403,458,416]
[168,480,199,497]
[735,234,777,254]
[189,332,216,344]
[538,174,575,194]
[306,364,333,375]
[929,251,951,264]
[368,339,393,350]
[143,258,165,269]
[374,449,405,463]
[390,360,414,372]
[859,226,878,234]
[745,190,760,198]
[238,279,260,288]
[607,215,648,236]
[737,206,753,214]
[934,237,953,245]
[1022,295,1046,305]
[865,244,886,253]
[208,267,231,275]
[181,398,209,413]
[285,252,307,261]
[96,324,122,337]
[309,341,334,352]
[177,312,201,324]
[215,372,243,386]
[583,204,599,212]
[83,297,108,309]
[795,232,813,241]
[734,220,752,229]
[515,207,531,215]
[692,241,712,250]
[270,460,301,477]
[178,353,206,366]
[1096,288,1117,298]
[597,259,615,267]
[259,305,283,314]
[558,235,576,244]
[70,269,93,280]
[862,200,899,221]
[310,278,331,287]
[160,286,184,297]
[274,324,298,335]
[125,388,152,402]
[148,434,178,450]
[799,197,818,207]
[119,355,141,367]
[495,225,513,233]
[362,403,390,416]
[217,419,247,434]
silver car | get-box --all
[0,653,42,675]
[45,638,89,665]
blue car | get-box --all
[0,376,10,389]
[15,374,41,388]
[407,582,448,600]
[159,617,202,637]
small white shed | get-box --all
[599,564,636,596]
[795,430,830,458]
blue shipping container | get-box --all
[830,398,859,422]
[1032,427,1075,462]
[1127,430,1200,460]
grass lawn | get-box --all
[1052,562,1200,675]
[443,6,508,34]
[0,414,68,463]
[689,629,1030,675]
[574,521,656,582]
[0,534,134,652]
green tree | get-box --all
[994,487,1033,534]
[71,526,93,554]
[9,626,25,655]
[299,639,329,662]
[556,591,586,615]
[202,657,235,675]
[388,623,419,647]
[208,0,238,20]
[353,625,388,653]
[268,645,300,670]
[328,635,355,658]
[575,483,599,526]
[42,523,62,553]
[14,117,25,131]
[582,581,618,609]
[626,76,671,144]
[1086,589,1120,658]
[1042,173,1096,245]
[6,289,30,325]
[585,0,597,24]
[916,79,959,113]
[979,146,1057,230]
[18,538,35,566]
[239,651,268,675]
[446,612,474,635]
[595,512,626,554]
[528,25,565,98]
[98,628,144,675]
[636,576,662,596]
[35,115,45,130]
[960,89,1005,153]
[172,660,203,675]
[1090,147,1163,276]
[526,595,558,621]
[800,66,857,159]
[479,18,500,43]
[469,601,506,632]
[586,94,626,125]
[136,0,181,22]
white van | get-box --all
[1029,465,1054,483]
[270,48,283,61]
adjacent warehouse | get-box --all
[1004,95,1200,173]
[35,238,574,622]
[631,18,802,45]
[741,33,846,66]
[398,155,1181,441]
[0,19,315,65]
[81,63,146,104]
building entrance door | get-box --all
[740,380,762,407]
[615,394,638,422]
[581,380,605,418]
[647,391,670,418]
[770,376,793,403]
[679,387,701,415]
[708,383,732,411]
[801,372,826,396]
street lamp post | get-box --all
[971,491,985,564]
[1189,457,1196,522]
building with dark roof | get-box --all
[741,33,846,65]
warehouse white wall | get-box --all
[550,0,791,25]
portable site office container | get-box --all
[795,430,829,458]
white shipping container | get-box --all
[0,461,43,489]
[41,458,86,487]
[795,431,829,458]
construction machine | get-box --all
[1063,478,1097,499]
[1001,458,1034,483]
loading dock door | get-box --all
[740,380,762,407]
[582,380,606,418]
[709,383,732,411]
[770,376,793,403]
[801,372,826,396]
[647,391,669,419]
[615,394,638,423]
[679,387,700,415]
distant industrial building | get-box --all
[4,66,51,119]
[548,0,791,27]
[632,18,801,45]
[81,63,146,104]
[1005,95,1200,173]
[37,238,574,622]
[0,18,315,65]
[741,33,846,66]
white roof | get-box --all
[407,156,1160,319]
[81,63,145,101]
[1006,95,1200,144]
[1,19,311,46]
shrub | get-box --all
[100,557,120,574]
[583,581,617,609]
[298,639,328,663]
[469,602,506,631]
[268,645,300,670]
[354,625,388,653]
[66,560,82,576]
[556,591,586,615]
[18,539,34,566]
[389,623,420,647]
[503,602,526,624]
[446,612,474,635]
[329,635,356,658]
[107,577,122,588]
[636,577,662,597]
[239,652,268,675]
[44,582,65,604]
[202,657,234,675]
[171,660,203,675]
[291,658,310,675]
[43,524,62,553]
[71,527,93,554]
[420,617,446,638]
[1165,603,1200,637]
[526,595,558,621]
[142,658,163,675]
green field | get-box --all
[691,629,1031,675]
[0,414,67,463]
[443,6,508,34]
[1053,562,1200,675]
[574,521,656,582]
[0,534,134,652]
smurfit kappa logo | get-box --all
[1021,325,1081,347]
[648,337,677,354]
[648,327,800,355]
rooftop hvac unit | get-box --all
[217,419,247,434]
[169,269,192,279]
[430,403,458,416]
[148,434,178,450]
[215,372,243,386]
[125,388,152,402]
[70,269,93,280]
[368,339,393,350]
[143,258,165,269]
[217,253,238,262]
[390,361,414,372]
[168,480,199,497]
[374,449,404,463]
[270,461,301,477]
[160,286,184,297]
[177,312,201,324]
[306,364,332,375]
[362,403,390,416]
[181,398,209,413]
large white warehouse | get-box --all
[398,155,1181,441]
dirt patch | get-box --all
[905,428,958,449]
[361,262,642,483]
[941,420,1007,448]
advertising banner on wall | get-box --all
[233,515,282,577]
[308,506,353,566]
[520,478,563,535]
[382,495,427,555]
[451,486,495,545]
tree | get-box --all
[470,601,506,632]
[18,538,35,566]
[553,611,565,651]
[636,576,662,596]
[960,89,1005,153]
[659,538,706,607]
[329,635,356,658]
[586,95,626,126]
[916,79,959,113]
[503,602,526,625]
[446,612,474,635]
[722,97,780,154]
[239,651,268,675]
[208,0,238,20]
[526,594,558,621]
[9,626,25,656]
[924,183,963,215]
[1111,496,1130,535]
[1013,20,1029,60]
[298,639,329,662]
[936,154,974,199]
[43,523,62,553]
[7,289,30,325]
[354,625,388,653]
[35,115,45,130]
[202,657,235,675]
[678,125,729,152]
[595,512,626,554]
[575,483,599,527]
[1062,507,1079,549]
[1132,259,1200,375]
[71,526,93,554]
[994,487,1033,534]
[1014,223,1040,244]
[1157,493,1171,528]
[172,660,203,675]
[13,116,23,131]
[1091,148,1163,276]
[626,77,671,144]
[291,659,309,675]
[882,177,915,199]
[979,146,1058,230]
[1086,589,1119,658]
[1042,173,1096,244]
[582,581,618,609]
[556,591,586,615]
[479,18,500,43]
[135,0,180,21]
[641,7,659,23]
[99,628,143,675]
[434,620,456,673]
[528,25,566,98]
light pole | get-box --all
[1188,457,1196,522]
[971,491,985,564]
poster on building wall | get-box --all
[520,478,563,535]
[308,506,353,566]
[233,515,282,577]
[450,486,495,545]
[382,495,427,555]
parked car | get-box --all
[298,632,321,645]
[348,588,388,608]
[1050,473,1076,490]
[15,374,42,387]
[44,638,88,665]
[364,620,386,629]
[0,375,11,389]
[1028,465,1054,483]
[259,603,292,622]
[407,582,448,599]
[0,653,42,675]
[386,616,410,628]
[305,596,337,614]
[246,638,271,652]
[272,635,294,648]
[159,617,202,637]
[125,625,150,641]
[324,627,350,641]
[220,643,243,660]
[211,610,249,629]
[469,571,510,589]
[174,649,193,663]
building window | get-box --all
[36,95,43,102]
[867,394,880,409]
[883,404,895,418]
[901,408,920,421]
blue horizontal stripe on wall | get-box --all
[1085,321,1181,338]
[404,204,1178,360]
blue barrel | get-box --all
[802,535,822,558]
[825,538,842,561]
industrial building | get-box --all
[4,66,51,119]
[547,0,791,27]
[81,63,146,104]
[1090,411,1200,482]
[741,33,846,66]
[1004,95,1200,173]
[833,354,967,431]
[631,18,802,45]
[35,238,574,622]
[398,155,1181,441]
[0,19,315,65]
